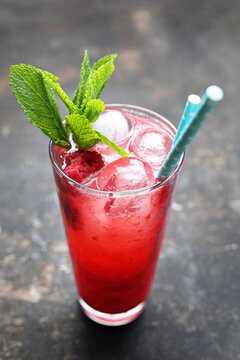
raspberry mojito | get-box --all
[10,52,183,325]
[50,105,183,325]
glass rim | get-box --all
[49,104,184,198]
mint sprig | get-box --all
[9,52,130,157]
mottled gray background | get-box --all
[0,1,239,359]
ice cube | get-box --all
[93,109,132,143]
[97,157,154,191]
[93,142,121,164]
[129,129,173,166]
[97,157,154,217]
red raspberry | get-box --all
[64,150,83,166]
[64,150,105,183]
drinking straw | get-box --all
[157,85,224,180]
[173,94,201,145]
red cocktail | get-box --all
[50,104,183,325]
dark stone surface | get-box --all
[0,0,239,359]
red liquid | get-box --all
[51,107,180,316]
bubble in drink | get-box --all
[129,129,173,166]
[93,109,132,143]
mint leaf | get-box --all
[92,54,117,71]
[66,114,99,149]
[50,82,77,114]
[84,99,105,123]
[80,60,115,113]
[42,72,78,114]
[72,88,79,106]
[66,113,129,156]
[42,70,58,82]
[9,64,69,148]
[96,131,130,157]
[73,50,91,108]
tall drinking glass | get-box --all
[49,105,184,326]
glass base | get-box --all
[79,298,145,326]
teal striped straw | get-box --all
[173,94,201,145]
[157,85,224,180]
